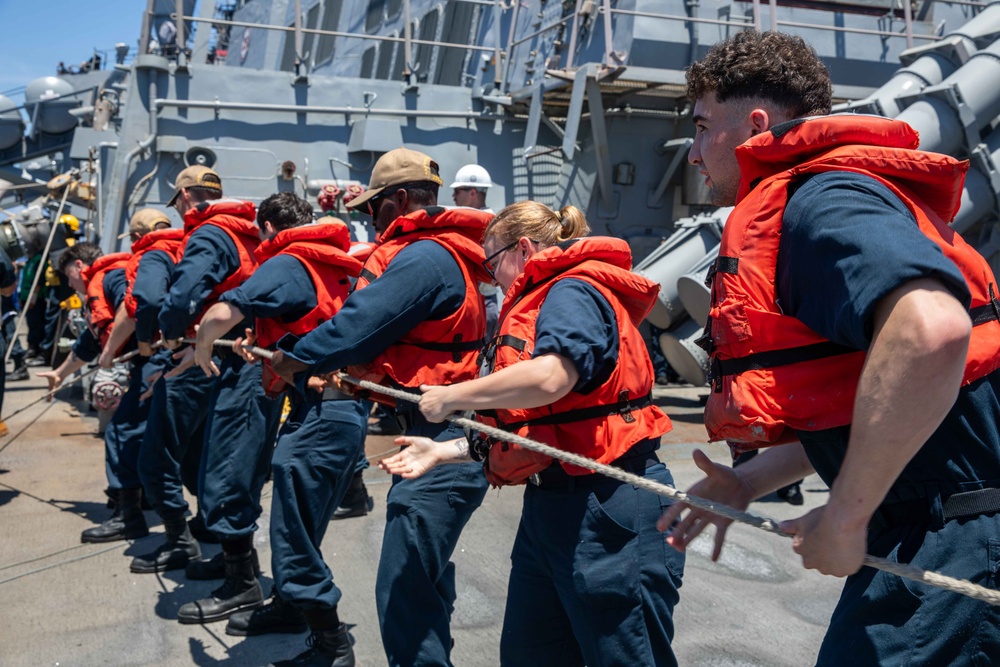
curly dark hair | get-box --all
[257,191,315,232]
[686,30,832,117]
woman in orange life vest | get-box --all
[378,201,685,667]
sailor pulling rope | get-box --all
[192,335,1000,607]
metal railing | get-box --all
[131,0,992,95]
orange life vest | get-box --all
[347,206,493,389]
[348,241,376,263]
[479,237,672,487]
[82,252,131,347]
[253,222,363,396]
[124,228,184,318]
[181,199,261,335]
[705,115,1000,451]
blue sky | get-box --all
[0,1,149,96]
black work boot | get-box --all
[130,514,201,573]
[187,547,261,581]
[188,512,220,544]
[81,488,149,543]
[367,407,402,436]
[177,549,263,624]
[776,483,804,506]
[226,591,308,636]
[270,610,354,667]
[332,472,374,520]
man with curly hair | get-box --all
[660,30,1000,664]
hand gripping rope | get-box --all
[0,347,143,424]
[208,337,1000,607]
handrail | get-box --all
[154,97,501,120]
[177,14,496,54]
[774,17,938,41]
[156,0,987,100]
[508,13,576,50]
[601,8,772,30]
[7,86,97,116]
[601,4,942,46]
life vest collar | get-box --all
[510,237,657,326]
[735,115,966,222]
[255,221,352,263]
[183,198,257,233]
[379,205,489,242]
[129,228,184,254]
[82,252,131,285]
[375,206,494,284]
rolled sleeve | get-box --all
[534,279,618,394]
[159,225,240,339]
[220,255,316,322]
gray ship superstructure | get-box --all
[2,0,1000,382]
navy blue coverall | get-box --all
[0,248,17,416]
[221,254,366,610]
[498,279,685,667]
[280,239,489,667]
[779,172,1000,665]
[71,267,154,493]
[136,246,214,515]
[157,224,279,540]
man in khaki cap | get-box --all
[271,148,493,667]
[132,164,279,631]
[119,208,172,242]
[166,164,223,209]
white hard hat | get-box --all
[450,164,493,189]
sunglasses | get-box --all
[482,241,517,281]
[366,193,390,218]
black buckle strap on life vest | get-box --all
[617,390,637,423]
[711,341,858,393]
[695,320,714,355]
[502,392,654,431]
[478,334,528,371]
[496,334,527,353]
[970,282,1000,327]
[411,334,487,362]
[705,255,739,291]
[714,256,739,276]
[358,267,378,284]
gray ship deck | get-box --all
[0,374,841,666]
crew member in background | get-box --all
[380,201,685,667]
[450,163,500,340]
[659,31,1000,664]
[148,165,279,626]
[196,193,365,667]
[21,251,48,366]
[271,148,493,667]
[0,245,18,435]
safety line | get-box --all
[336,374,1000,608]
[192,337,1000,605]
[0,348,142,424]
[0,542,127,586]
